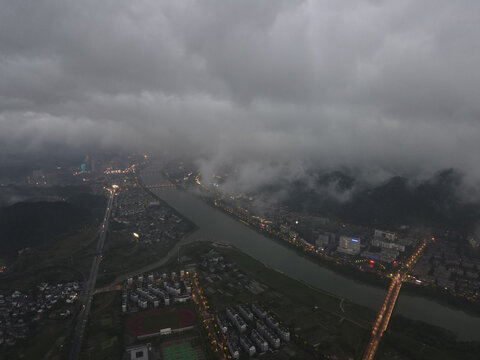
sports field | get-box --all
[126,307,196,337]
[144,311,180,331]
[161,338,205,360]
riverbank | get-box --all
[179,241,479,359]
[140,181,480,340]
[138,176,198,234]
[96,179,198,287]
[202,194,480,317]
[401,281,480,316]
[202,196,391,286]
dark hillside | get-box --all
[0,194,106,255]
[280,169,480,232]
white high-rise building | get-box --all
[337,236,361,255]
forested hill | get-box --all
[0,193,106,255]
[280,169,480,232]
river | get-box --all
[143,174,480,340]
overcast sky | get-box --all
[1,0,480,184]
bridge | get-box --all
[145,183,177,190]
[362,239,429,360]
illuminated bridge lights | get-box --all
[362,239,429,360]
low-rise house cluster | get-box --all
[412,240,480,296]
[113,187,190,246]
[0,282,80,347]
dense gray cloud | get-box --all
[1,0,480,187]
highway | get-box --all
[363,239,429,360]
[69,188,114,360]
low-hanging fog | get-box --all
[1,0,480,194]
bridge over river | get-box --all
[363,239,429,359]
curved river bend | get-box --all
[143,179,480,340]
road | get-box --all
[192,274,227,359]
[106,234,201,287]
[69,188,114,360]
[362,239,429,360]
